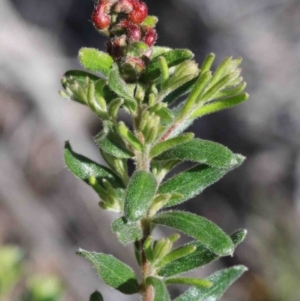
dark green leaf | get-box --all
[165,277,212,288]
[77,249,139,295]
[154,138,245,169]
[64,141,123,189]
[125,171,157,221]
[174,265,247,301]
[152,211,234,256]
[95,125,134,159]
[79,48,113,77]
[146,277,171,301]
[143,49,194,81]
[90,291,103,301]
[150,133,194,158]
[108,64,137,111]
[158,165,232,207]
[231,229,247,247]
[189,93,249,119]
[112,217,143,245]
[158,231,246,277]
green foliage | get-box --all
[59,1,249,300]
[77,249,139,295]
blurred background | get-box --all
[1,0,300,300]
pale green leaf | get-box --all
[154,138,245,169]
[165,277,212,288]
[152,211,234,256]
[112,217,143,245]
[142,15,159,27]
[125,171,157,221]
[147,277,171,301]
[77,249,139,295]
[79,48,113,77]
[143,49,194,81]
[152,46,172,58]
[174,265,247,301]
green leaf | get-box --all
[231,229,247,247]
[158,231,245,277]
[143,49,194,81]
[142,15,159,27]
[108,63,137,111]
[152,46,172,58]
[200,53,215,75]
[117,122,143,152]
[174,265,247,301]
[79,48,113,77]
[165,277,212,288]
[150,133,194,158]
[189,93,249,119]
[60,70,101,105]
[158,165,233,207]
[154,138,245,169]
[152,211,234,256]
[146,277,171,301]
[112,217,143,245]
[64,141,123,189]
[125,171,157,221]
[90,291,104,301]
[95,125,134,159]
[77,249,139,295]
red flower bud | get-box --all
[114,0,134,13]
[92,4,111,30]
[128,1,148,24]
[143,27,157,47]
[119,20,141,42]
[107,35,127,60]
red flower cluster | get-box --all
[92,0,158,81]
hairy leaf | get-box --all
[125,171,157,221]
[112,217,143,245]
[165,277,212,288]
[150,133,194,158]
[158,165,232,207]
[79,48,113,77]
[64,141,123,189]
[143,49,194,81]
[174,265,247,301]
[152,211,234,256]
[154,138,245,169]
[77,249,139,295]
[147,277,171,301]
[231,229,247,247]
[90,291,103,301]
[108,64,137,110]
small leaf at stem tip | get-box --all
[112,217,143,245]
[159,56,170,89]
[90,291,104,301]
[189,93,249,119]
[146,277,171,301]
[152,46,172,58]
[78,48,113,77]
[174,265,248,301]
[152,211,234,256]
[200,53,216,74]
[165,277,213,288]
[142,15,159,27]
[77,249,139,295]
[143,49,194,81]
[230,229,247,247]
[124,171,157,221]
[117,122,143,152]
[150,133,194,158]
[154,138,244,169]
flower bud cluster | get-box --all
[92,0,158,82]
